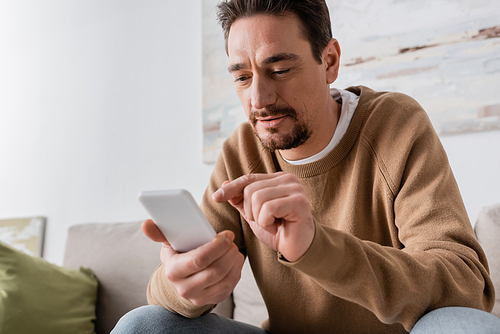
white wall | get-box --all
[441,130,500,226]
[1,0,499,266]
[0,0,214,265]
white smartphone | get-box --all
[138,189,216,252]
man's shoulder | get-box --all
[351,86,434,140]
[348,86,442,174]
[350,86,424,116]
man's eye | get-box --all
[272,69,290,76]
[235,76,250,83]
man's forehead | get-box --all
[227,14,309,67]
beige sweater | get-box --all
[148,86,494,333]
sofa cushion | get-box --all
[0,241,98,334]
[63,221,162,334]
[475,203,500,318]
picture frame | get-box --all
[0,216,46,257]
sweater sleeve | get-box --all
[279,93,495,331]
[147,264,215,318]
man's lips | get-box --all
[256,115,288,128]
[258,115,286,121]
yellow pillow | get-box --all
[0,241,98,334]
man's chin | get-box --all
[251,121,311,152]
[254,131,284,152]
[257,132,307,152]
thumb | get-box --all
[142,219,167,243]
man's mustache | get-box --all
[249,105,297,123]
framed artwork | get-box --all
[331,0,500,136]
[0,217,46,257]
[202,0,500,163]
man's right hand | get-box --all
[142,219,245,306]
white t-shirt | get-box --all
[282,88,359,165]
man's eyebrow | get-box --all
[262,53,301,65]
[228,53,301,73]
[228,63,246,73]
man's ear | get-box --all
[323,39,341,84]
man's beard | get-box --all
[249,105,312,152]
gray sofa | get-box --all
[63,222,255,334]
[63,203,500,333]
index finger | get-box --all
[212,173,283,203]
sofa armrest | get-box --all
[475,203,500,318]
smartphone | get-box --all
[138,189,216,252]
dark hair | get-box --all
[217,0,333,64]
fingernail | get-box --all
[225,230,234,242]
[212,189,223,202]
[215,232,231,245]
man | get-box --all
[112,0,499,333]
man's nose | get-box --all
[251,75,276,110]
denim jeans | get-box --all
[111,305,500,334]
[110,305,269,334]
[410,306,500,334]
